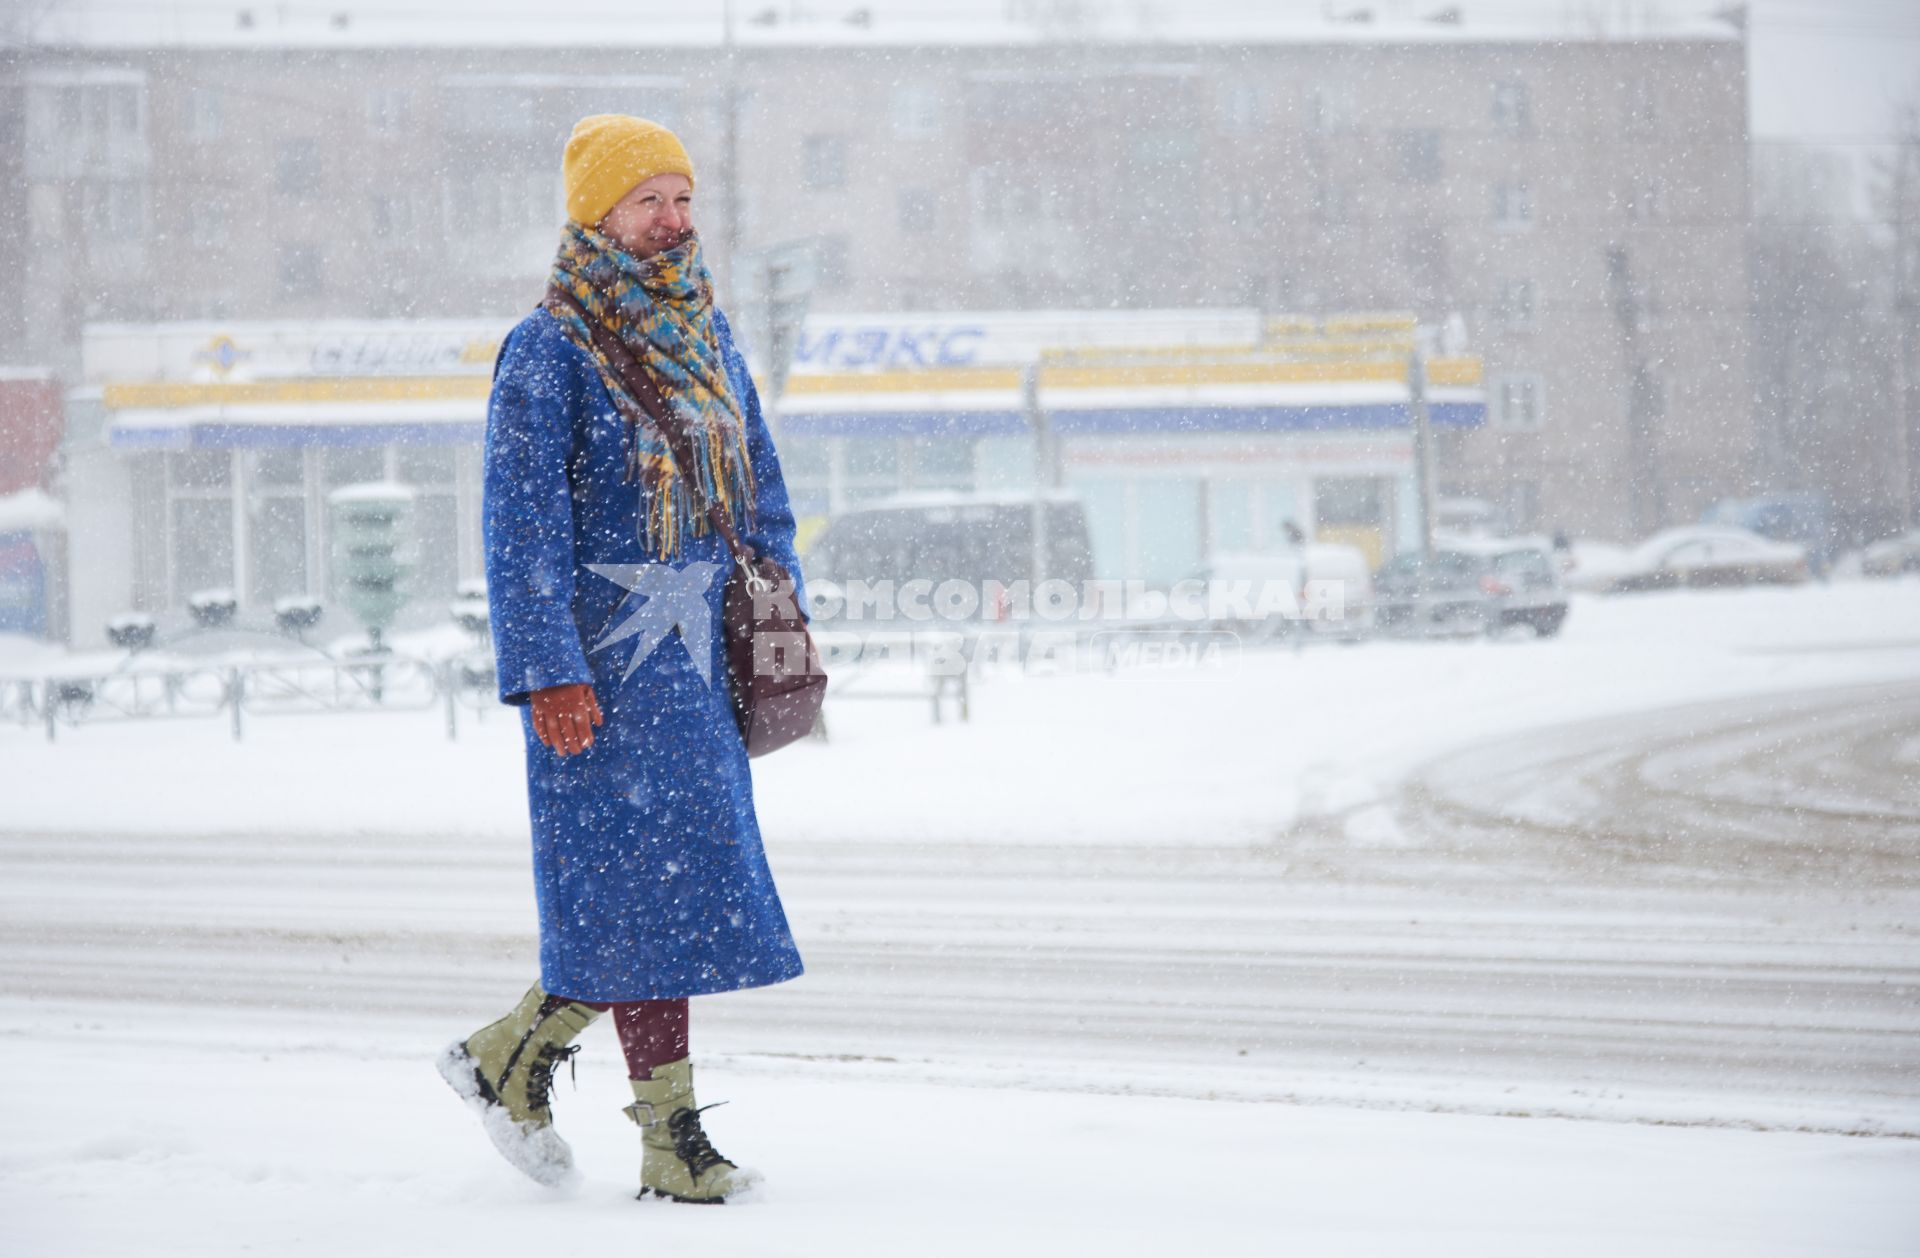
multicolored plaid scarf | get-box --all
[547,223,756,561]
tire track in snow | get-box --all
[2,683,1917,1133]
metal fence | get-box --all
[2,652,500,742]
[1,620,1290,743]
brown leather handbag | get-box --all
[541,285,827,757]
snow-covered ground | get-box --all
[4,581,1919,846]
[5,1005,1916,1258]
[3,581,1918,1253]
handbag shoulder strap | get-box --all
[540,284,756,566]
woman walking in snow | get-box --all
[438,114,810,1204]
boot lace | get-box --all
[667,1102,733,1183]
[524,1042,582,1117]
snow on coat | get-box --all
[482,304,808,1002]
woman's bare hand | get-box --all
[530,682,604,757]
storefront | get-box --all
[62,312,1482,645]
[66,321,496,645]
[776,312,1485,582]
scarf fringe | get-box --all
[630,422,757,562]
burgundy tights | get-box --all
[573,998,690,1080]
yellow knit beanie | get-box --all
[562,114,696,227]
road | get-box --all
[3,680,1915,1134]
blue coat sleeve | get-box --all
[717,309,811,625]
[483,315,595,705]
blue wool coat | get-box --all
[482,305,808,1002]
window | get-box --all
[1210,479,1302,552]
[171,498,235,602]
[110,83,139,134]
[396,444,459,598]
[1497,278,1536,330]
[252,449,305,486]
[1492,181,1533,229]
[1397,130,1441,184]
[166,451,234,605]
[396,444,455,485]
[169,450,230,490]
[1624,77,1656,136]
[1218,80,1260,133]
[813,234,852,292]
[248,493,307,603]
[186,87,222,142]
[77,82,142,142]
[1313,181,1356,225]
[1492,374,1544,429]
[971,167,1048,228]
[1634,276,1665,332]
[907,439,973,489]
[1662,539,1713,569]
[82,179,146,239]
[370,191,417,241]
[1624,176,1665,223]
[1491,81,1531,133]
[803,134,847,191]
[278,243,324,298]
[966,164,1077,279]
[447,86,536,134]
[276,138,320,198]
[322,446,384,488]
[778,439,831,517]
[891,83,941,139]
[781,442,830,481]
[1501,484,1541,534]
[843,439,899,476]
[897,188,934,234]
[367,87,412,134]
[964,76,1069,127]
[189,199,228,250]
[58,85,83,134]
[1129,130,1195,168]
[1308,84,1354,133]
[247,450,308,603]
[440,169,554,235]
[24,75,144,177]
[1403,225,1447,297]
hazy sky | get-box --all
[1725,0,1915,141]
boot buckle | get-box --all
[623,1100,659,1128]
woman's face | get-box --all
[598,173,694,258]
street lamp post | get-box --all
[1408,350,1438,559]
[719,0,742,311]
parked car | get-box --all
[1192,544,1374,641]
[1861,529,1920,578]
[1700,494,1834,573]
[1605,526,1811,593]
[1560,539,1637,594]
[1373,537,1569,638]
[802,490,1095,625]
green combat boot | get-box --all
[437,983,603,1187]
[624,1056,760,1204]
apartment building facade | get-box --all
[5,23,1751,547]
